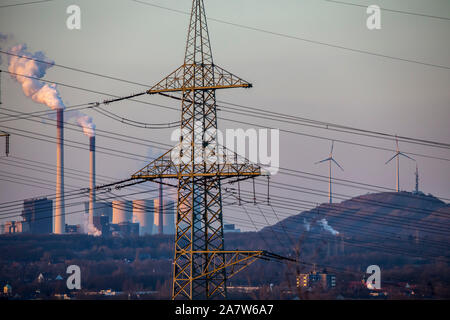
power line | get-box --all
[232,186,450,235]
[0,124,151,162]
[130,0,450,70]
[0,0,55,9]
[0,103,97,123]
[225,203,449,260]
[0,106,430,199]
[2,51,449,150]
[2,158,446,242]
[3,115,450,207]
[228,205,449,258]
[0,174,446,264]
[216,100,450,150]
[0,106,173,150]
[0,50,151,87]
[224,208,449,263]
[2,110,450,206]
[323,0,450,22]
[2,68,449,162]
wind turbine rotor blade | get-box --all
[385,153,398,165]
[399,152,415,161]
[331,158,344,171]
[385,153,398,164]
[315,157,331,165]
[330,141,334,155]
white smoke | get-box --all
[76,114,95,137]
[303,218,311,231]
[318,218,339,236]
[8,44,65,110]
[7,44,96,136]
[82,213,102,236]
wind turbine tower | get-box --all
[385,136,415,192]
[315,141,343,204]
[415,164,419,193]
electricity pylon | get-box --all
[112,0,269,300]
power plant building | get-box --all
[3,221,28,234]
[21,197,53,234]
[84,202,113,223]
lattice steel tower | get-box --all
[113,0,270,299]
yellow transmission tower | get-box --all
[101,0,289,300]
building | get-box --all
[65,224,82,234]
[224,223,241,233]
[3,220,28,234]
[84,201,113,223]
[297,269,336,290]
[110,222,139,237]
[94,215,110,236]
[21,198,53,234]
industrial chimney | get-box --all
[157,179,164,235]
[89,136,96,227]
[54,108,65,234]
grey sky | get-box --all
[0,0,449,230]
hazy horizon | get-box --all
[0,0,449,231]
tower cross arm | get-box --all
[146,64,252,95]
[131,145,266,181]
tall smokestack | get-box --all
[159,179,163,235]
[54,108,65,234]
[89,136,96,226]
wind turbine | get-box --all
[315,141,344,204]
[385,136,415,192]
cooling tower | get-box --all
[154,199,175,235]
[89,136,96,226]
[133,199,154,236]
[112,200,132,224]
[54,108,65,234]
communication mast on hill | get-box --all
[97,0,294,300]
[0,131,9,156]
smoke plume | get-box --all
[303,218,311,232]
[76,114,95,137]
[7,44,96,136]
[82,213,101,236]
[8,44,65,110]
[318,218,339,236]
